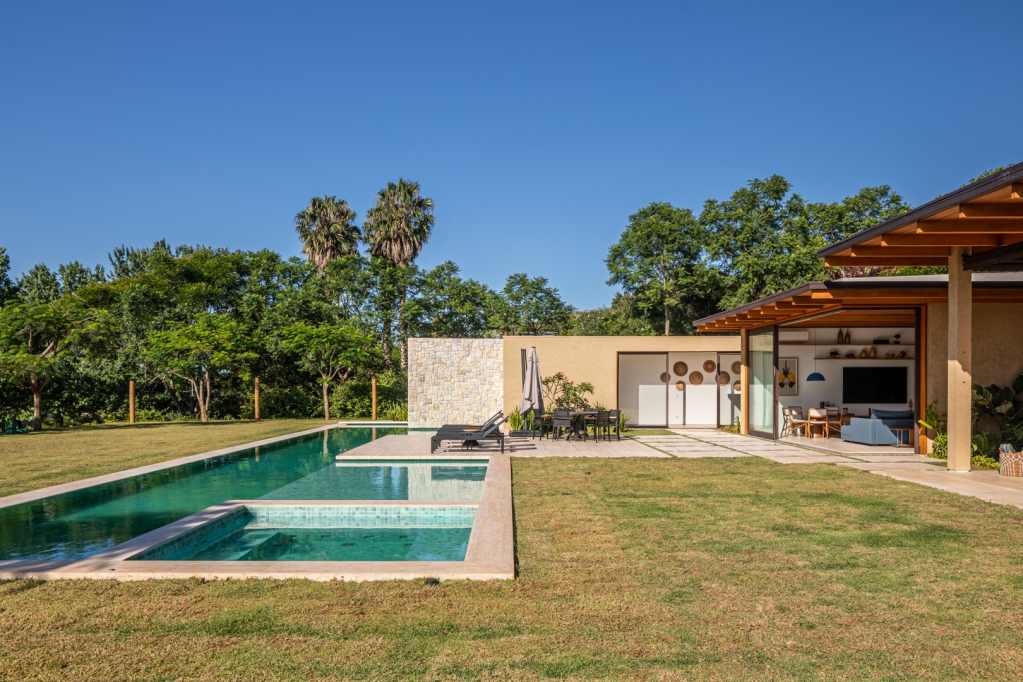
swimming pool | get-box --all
[0,427,487,562]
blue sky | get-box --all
[1,1,1020,309]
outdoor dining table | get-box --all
[569,410,597,441]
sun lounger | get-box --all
[431,416,507,453]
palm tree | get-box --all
[362,179,434,369]
[294,196,360,274]
[362,179,434,266]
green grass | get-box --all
[0,419,330,497]
[3,452,1023,678]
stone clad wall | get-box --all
[408,338,504,428]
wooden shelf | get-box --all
[779,343,914,347]
[815,357,914,361]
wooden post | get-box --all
[128,380,135,424]
[739,329,749,435]
[254,377,260,422]
[371,377,377,421]
[947,248,972,471]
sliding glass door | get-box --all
[748,327,776,438]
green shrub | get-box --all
[508,409,525,431]
[240,385,320,419]
[135,408,168,423]
[330,372,407,419]
[380,401,408,421]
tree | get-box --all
[362,179,435,266]
[0,297,110,430]
[145,313,255,422]
[606,202,725,335]
[0,247,16,302]
[491,273,573,336]
[571,293,657,336]
[405,262,496,338]
[278,321,376,419]
[17,264,62,304]
[295,196,360,275]
[362,179,435,370]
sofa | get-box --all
[840,409,915,446]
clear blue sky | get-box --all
[2,1,1020,309]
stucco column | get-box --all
[947,247,972,472]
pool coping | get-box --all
[0,430,514,582]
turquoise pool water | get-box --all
[0,428,486,562]
[178,528,472,562]
[131,505,475,562]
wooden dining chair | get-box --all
[826,407,845,438]
[785,408,810,439]
[807,408,828,438]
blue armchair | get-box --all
[840,409,915,446]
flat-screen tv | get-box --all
[843,366,908,404]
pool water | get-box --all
[0,428,486,562]
[188,527,472,561]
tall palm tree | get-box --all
[362,179,435,266]
[294,196,360,275]
[362,179,434,369]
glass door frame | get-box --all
[745,322,779,440]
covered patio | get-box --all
[696,162,1023,471]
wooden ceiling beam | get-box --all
[849,246,951,257]
[1012,183,1022,200]
[958,203,1023,218]
[918,218,1023,233]
[824,256,949,267]
[881,233,1007,247]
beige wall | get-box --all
[926,302,1023,413]
[501,335,740,415]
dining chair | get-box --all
[807,407,829,438]
[552,409,572,440]
[608,409,622,441]
[826,407,845,438]
[593,411,612,442]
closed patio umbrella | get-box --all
[520,347,544,415]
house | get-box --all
[695,162,1023,468]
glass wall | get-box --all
[748,327,776,437]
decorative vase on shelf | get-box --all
[893,333,902,345]
[860,349,868,358]
[869,346,877,358]
[844,331,851,344]
[837,328,844,344]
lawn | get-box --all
[0,419,331,497]
[3,451,1023,678]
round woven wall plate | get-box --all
[718,371,731,386]
[673,361,688,376]
[659,372,670,383]
[732,380,742,391]
[731,361,741,375]
[703,360,717,373]
[675,381,686,391]
[689,371,704,386]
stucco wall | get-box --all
[408,338,503,428]
[501,335,740,416]
[926,302,1023,413]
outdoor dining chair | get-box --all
[607,409,622,441]
[551,409,574,440]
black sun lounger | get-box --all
[431,416,508,454]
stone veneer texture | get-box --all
[408,338,503,428]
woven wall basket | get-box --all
[703,360,717,373]
[731,361,742,375]
[673,361,688,376]
[717,371,731,386]
[689,371,704,386]
[1001,450,1023,477]
[675,381,686,391]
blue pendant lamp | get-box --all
[807,327,825,382]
